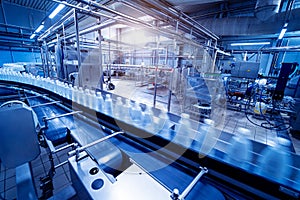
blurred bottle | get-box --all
[142,104,153,127]
[174,113,194,147]
[226,128,252,169]
[130,101,142,126]
[256,137,292,182]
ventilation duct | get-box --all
[255,0,282,21]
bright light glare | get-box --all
[30,33,36,39]
[230,42,270,46]
[278,28,287,40]
[35,24,44,33]
[49,4,65,19]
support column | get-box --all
[97,18,103,90]
[74,10,82,86]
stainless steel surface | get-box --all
[69,154,171,200]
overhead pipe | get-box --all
[118,0,212,41]
[62,19,117,42]
[41,0,156,42]
[49,0,206,48]
[44,0,215,52]
[39,0,117,41]
[134,0,218,41]
[73,0,217,45]
[38,5,76,40]
[44,19,117,46]
[74,0,152,27]
[39,0,116,40]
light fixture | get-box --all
[230,42,271,46]
[216,49,231,56]
[49,4,65,19]
[30,33,36,39]
[35,24,44,33]
[278,23,288,40]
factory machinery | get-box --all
[1,68,300,200]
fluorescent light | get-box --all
[30,33,36,39]
[278,28,287,40]
[217,49,231,56]
[49,4,65,19]
[35,24,44,33]
[230,42,270,46]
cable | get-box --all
[243,84,291,131]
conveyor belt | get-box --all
[21,90,226,199]
[1,81,300,199]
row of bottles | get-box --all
[2,70,295,185]
[0,70,197,136]
[0,69,164,129]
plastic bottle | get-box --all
[72,86,78,103]
[130,101,142,126]
[104,94,113,115]
[96,92,104,112]
[78,87,84,105]
[83,88,90,107]
[90,90,97,110]
[123,99,132,122]
[114,97,124,118]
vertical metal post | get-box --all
[153,33,159,108]
[167,21,178,112]
[62,23,68,81]
[74,10,82,86]
[40,47,46,78]
[211,40,218,73]
[44,41,51,77]
[97,18,103,90]
[153,66,158,107]
[167,69,174,112]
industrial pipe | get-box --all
[132,0,218,41]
